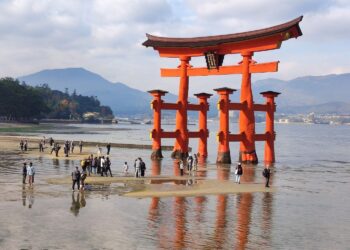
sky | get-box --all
[0,0,349,95]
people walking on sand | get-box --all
[262,166,271,188]
[22,162,27,184]
[235,163,243,184]
[20,140,24,152]
[140,158,146,177]
[179,160,184,176]
[89,156,93,175]
[55,143,61,157]
[80,167,87,190]
[39,140,44,152]
[49,137,54,146]
[24,140,28,151]
[134,158,141,178]
[123,162,129,175]
[93,156,98,174]
[79,141,83,153]
[50,143,55,154]
[71,166,81,191]
[97,157,101,174]
[105,157,113,177]
[64,141,70,157]
[100,156,106,176]
[70,141,75,153]
[30,162,36,183]
[187,153,193,172]
[106,143,111,155]
[96,145,102,157]
[27,162,35,187]
[193,153,198,171]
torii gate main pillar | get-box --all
[172,56,191,159]
[239,51,258,164]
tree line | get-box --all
[0,77,113,121]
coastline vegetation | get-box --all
[0,77,113,121]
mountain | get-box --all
[18,68,178,116]
[18,68,350,116]
[252,74,350,113]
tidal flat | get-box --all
[0,122,349,249]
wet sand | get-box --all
[0,135,273,197]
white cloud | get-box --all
[0,0,349,95]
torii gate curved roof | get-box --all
[143,16,303,49]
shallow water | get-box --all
[0,123,350,249]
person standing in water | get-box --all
[193,154,198,171]
[79,141,83,153]
[179,160,184,176]
[262,166,271,188]
[123,162,129,175]
[27,162,35,187]
[71,167,81,191]
[22,162,27,184]
[235,163,243,184]
[106,143,111,155]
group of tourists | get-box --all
[49,139,84,157]
[133,157,146,178]
[71,153,114,191]
[234,162,271,187]
[19,139,28,152]
[81,154,113,177]
[20,137,87,157]
[178,153,198,176]
[22,162,35,187]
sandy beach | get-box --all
[0,134,273,198]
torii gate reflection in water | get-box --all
[143,16,303,164]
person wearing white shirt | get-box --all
[27,162,35,187]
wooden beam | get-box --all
[160,131,178,138]
[253,104,268,112]
[228,102,245,110]
[188,103,201,111]
[161,61,279,77]
[228,133,244,141]
[161,102,179,110]
[254,133,268,141]
[188,131,201,138]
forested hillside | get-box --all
[0,77,113,120]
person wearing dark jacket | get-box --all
[105,157,113,177]
[235,163,243,184]
[262,166,271,187]
[140,158,146,177]
[106,143,111,155]
[71,167,81,191]
[22,162,27,184]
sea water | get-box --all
[0,122,349,249]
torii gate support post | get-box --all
[239,51,258,164]
[215,87,236,164]
[261,91,280,165]
[148,89,168,160]
[195,93,212,158]
[172,56,191,159]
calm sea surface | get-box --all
[0,122,349,249]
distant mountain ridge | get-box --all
[18,68,350,116]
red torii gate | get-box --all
[143,16,303,164]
